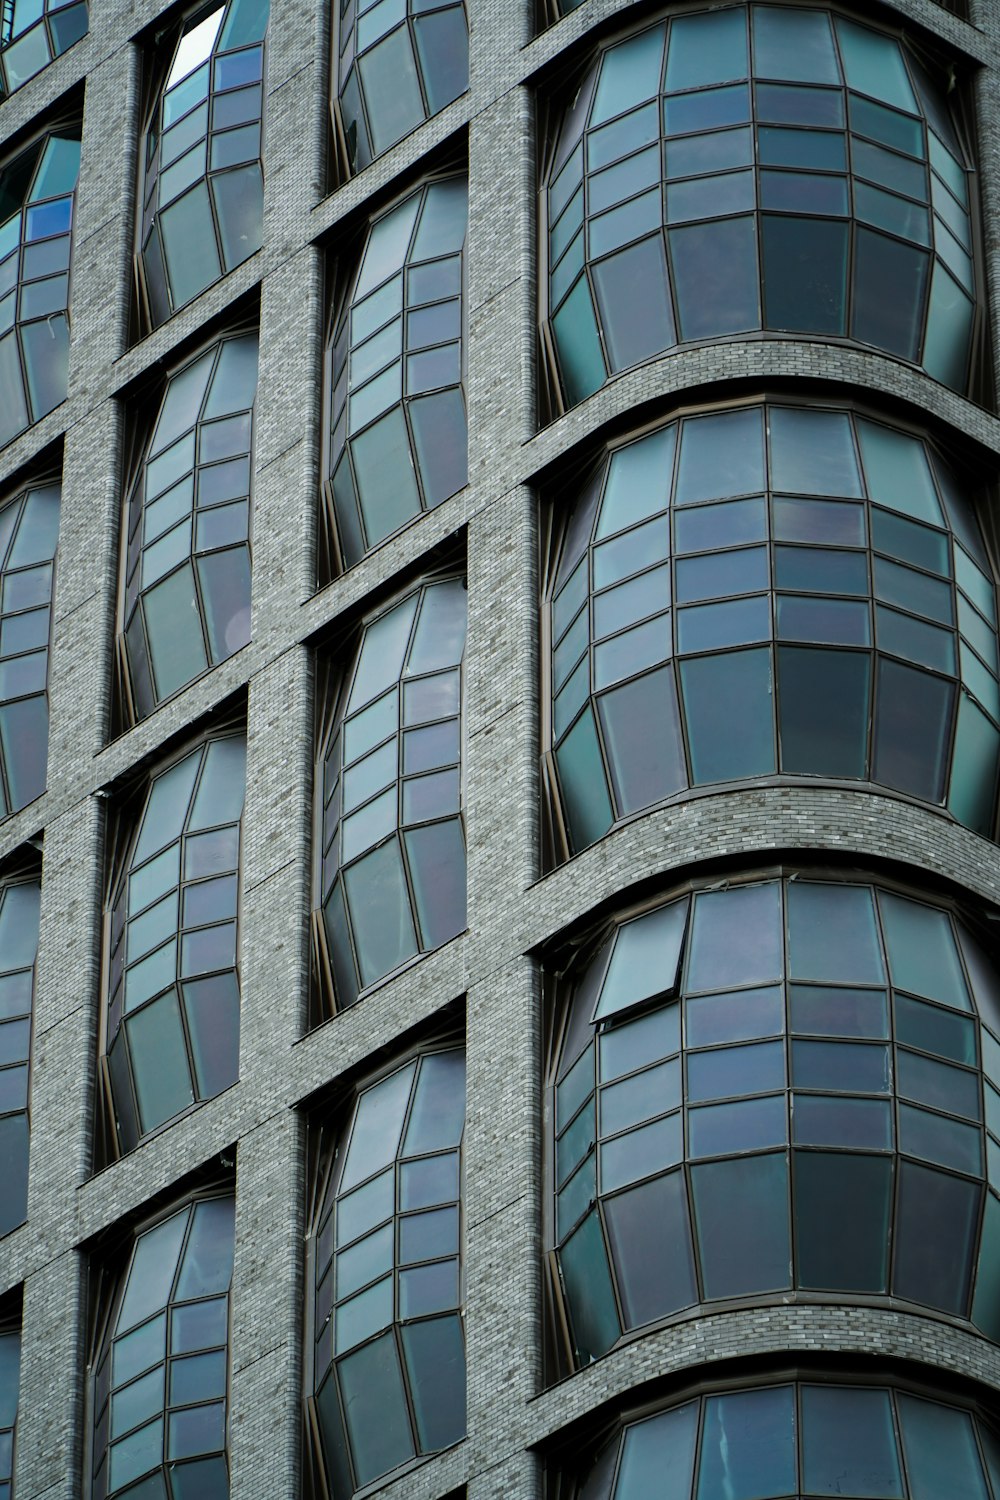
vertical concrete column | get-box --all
[465,957,543,1500]
[28,796,103,1234]
[239,645,313,1076]
[260,0,325,239]
[229,1108,305,1500]
[67,34,138,394]
[15,1250,86,1500]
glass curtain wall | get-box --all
[101,734,245,1155]
[0,876,39,1241]
[568,1382,1000,1500]
[324,177,467,573]
[0,127,80,449]
[118,332,257,723]
[335,0,468,173]
[91,1195,235,1500]
[550,874,1000,1367]
[544,6,977,408]
[546,402,999,857]
[0,0,87,99]
[0,478,58,819]
[310,1049,466,1495]
[137,0,268,328]
[315,577,467,1012]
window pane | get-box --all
[697,1386,795,1500]
[793,1151,891,1291]
[603,1170,696,1327]
[800,1386,902,1498]
[691,1153,790,1297]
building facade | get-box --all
[3,0,1000,1496]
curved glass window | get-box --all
[137,0,267,329]
[550,874,1000,1367]
[335,0,468,174]
[119,333,256,723]
[102,734,244,1155]
[311,1049,466,1496]
[92,1195,234,1500]
[324,178,467,573]
[0,479,58,818]
[571,1382,1000,1500]
[315,578,466,1013]
[546,403,999,858]
[0,876,39,1241]
[544,7,977,409]
[0,0,87,100]
[0,1322,19,1500]
[0,127,79,449]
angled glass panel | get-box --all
[0,877,39,1238]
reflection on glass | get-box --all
[547,402,998,857]
[312,1051,466,1496]
[0,128,80,449]
[137,0,268,326]
[0,480,59,817]
[545,6,976,408]
[316,579,466,1012]
[120,334,257,722]
[92,1197,234,1500]
[0,0,88,98]
[336,0,468,173]
[551,874,1000,1367]
[325,178,467,572]
[103,735,244,1154]
[0,878,40,1239]
[573,1384,1000,1500]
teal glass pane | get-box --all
[923,262,973,391]
[211,163,262,271]
[342,840,418,988]
[559,1209,620,1361]
[669,216,759,341]
[599,666,688,814]
[553,276,606,405]
[691,1153,790,1297]
[595,898,687,1020]
[680,648,775,783]
[793,1151,891,1292]
[972,1191,1000,1341]
[118,1209,188,1332]
[338,1333,415,1487]
[687,881,781,992]
[597,426,674,537]
[351,407,422,547]
[675,408,763,504]
[142,563,208,701]
[837,18,917,113]
[852,228,928,363]
[604,1170,697,1328]
[777,647,870,779]
[359,28,424,157]
[404,820,466,953]
[800,1387,902,1498]
[218,0,268,49]
[697,1386,795,1500]
[879,892,970,1011]
[770,407,861,497]
[752,6,838,84]
[400,1315,465,1454]
[762,215,847,336]
[666,9,748,91]
[897,1395,989,1500]
[617,1403,698,1500]
[592,28,665,127]
[159,182,222,309]
[787,882,883,984]
[856,420,942,525]
[127,990,195,1134]
[555,708,613,852]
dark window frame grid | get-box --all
[537,3,984,421]
[329,0,469,183]
[543,864,1000,1381]
[311,567,468,1021]
[113,323,257,732]
[95,713,245,1167]
[87,1180,236,1500]
[133,0,268,336]
[320,170,469,582]
[304,1030,466,1500]
[0,0,88,101]
[0,112,82,452]
[0,854,41,1244]
[0,467,60,820]
[541,393,1000,867]
[551,1369,1000,1500]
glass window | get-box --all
[324,177,467,574]
[549,873,1000,1369]
[310,1049,466,1495]
[137,0,267,328]
[544,7,977,410]
[545,403,998,860]
[118,334,257,723]
[335,0,468,174]
[101,734,244,1155]
[0,876,40,1239]
[315,578,466,1014]
[0,479,59,817]
[91,1195,234,1500]
[0,1318,19,1500]
[0,0,87,97]
[567,1382,1000,1500]
[0,128,79,449]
